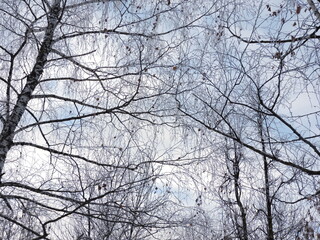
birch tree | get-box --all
[174,0,320,238]
[0,0,221,239]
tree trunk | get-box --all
[258,114,274,240]
[0,0,61,180]
[231,141,248,240]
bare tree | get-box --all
[174,0,320,239]
[0,0,222,239]
[2,0,319,239]
[221,138,248,240]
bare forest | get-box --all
[0,0,319,239]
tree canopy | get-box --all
[0,0,319,239]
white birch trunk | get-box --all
[0,0,61,179]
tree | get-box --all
[0,0,220,239]
[2,0,319,239]
[220,138,248,240]
[174,0,320,239]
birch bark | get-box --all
[0,0,61,180]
